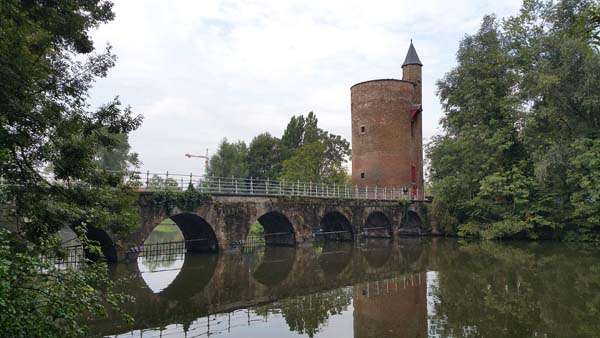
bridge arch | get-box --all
[363,211,393,238]
[256,211,296,246]
[400,210,422,235]
[168,213,218,252]
[86,226,118,262]
[319,211,354,241]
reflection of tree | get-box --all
[255,287,352,337]
[430,242,600,337]
[139,252,184,271]
[144,226,184,244]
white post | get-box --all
[218,177,221,193]
[250,177,253,194]
[266,178,269,195]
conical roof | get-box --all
[402,40,422,67]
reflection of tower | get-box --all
[351,41,424,200]
[353,273,427,338]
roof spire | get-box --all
[402,40,422,67]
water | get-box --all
[91,238,600,338]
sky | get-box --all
[90,0,523,175]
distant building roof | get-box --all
[402,41,422,67]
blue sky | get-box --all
[90,0,523,175]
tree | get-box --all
[0,0,142,335]
[206,138,248,177]
[278,112,350,184]
[279,142,348,185]
[247,132,282,179]
[428,15,524,237]
[429,0,600,240]
[95,130,140,171]
[280,111,322,160]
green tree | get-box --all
[206,138,248,177]
[95,131,140,171]
[280,111,322,160]
[279,112,350,184]
[279,142,348,184]
[428,15,525,237]
[429,0,600,240]
[247,132,282,179]
[0,0,142,336]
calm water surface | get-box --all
[91,238,600,338]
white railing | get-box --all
[0,171,419,200]
[132,171,416,201]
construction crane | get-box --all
[185,148,209,174]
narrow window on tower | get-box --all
[360,125,366,134]
[411,165,416,183]
[410,120,415,138]
[360,172,366,179]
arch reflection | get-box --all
[253,246,297,286]
[363,238,393,269]
[318,241,354,277]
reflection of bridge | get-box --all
[90,238,436,336]
[83,174,437,261]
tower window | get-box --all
[411,165,416,183]
[360,172,366,179]
[360,125,366,134]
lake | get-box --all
[91,237,600,337]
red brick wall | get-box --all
[351,77,424,199]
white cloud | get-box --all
[90,0,523,174]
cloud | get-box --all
[90,0,523,174]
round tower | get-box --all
[351,41,424,199]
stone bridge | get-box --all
[89,192,436,262]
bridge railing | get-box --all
[0,171,417,201]
[131,171,415,201]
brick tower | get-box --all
[351,41,424,200]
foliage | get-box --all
[151,186,211,213]
[248,222,264,236]
[428,0,600,240]
[206,138,248,178]
[207,111,350,183]
[278,112,350,184]
[95,130,140,172]
[146,174,179,191]
[0,0,142,336]
[566,138,600,240]
[0,229,130,337]
[247,132,282,179]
